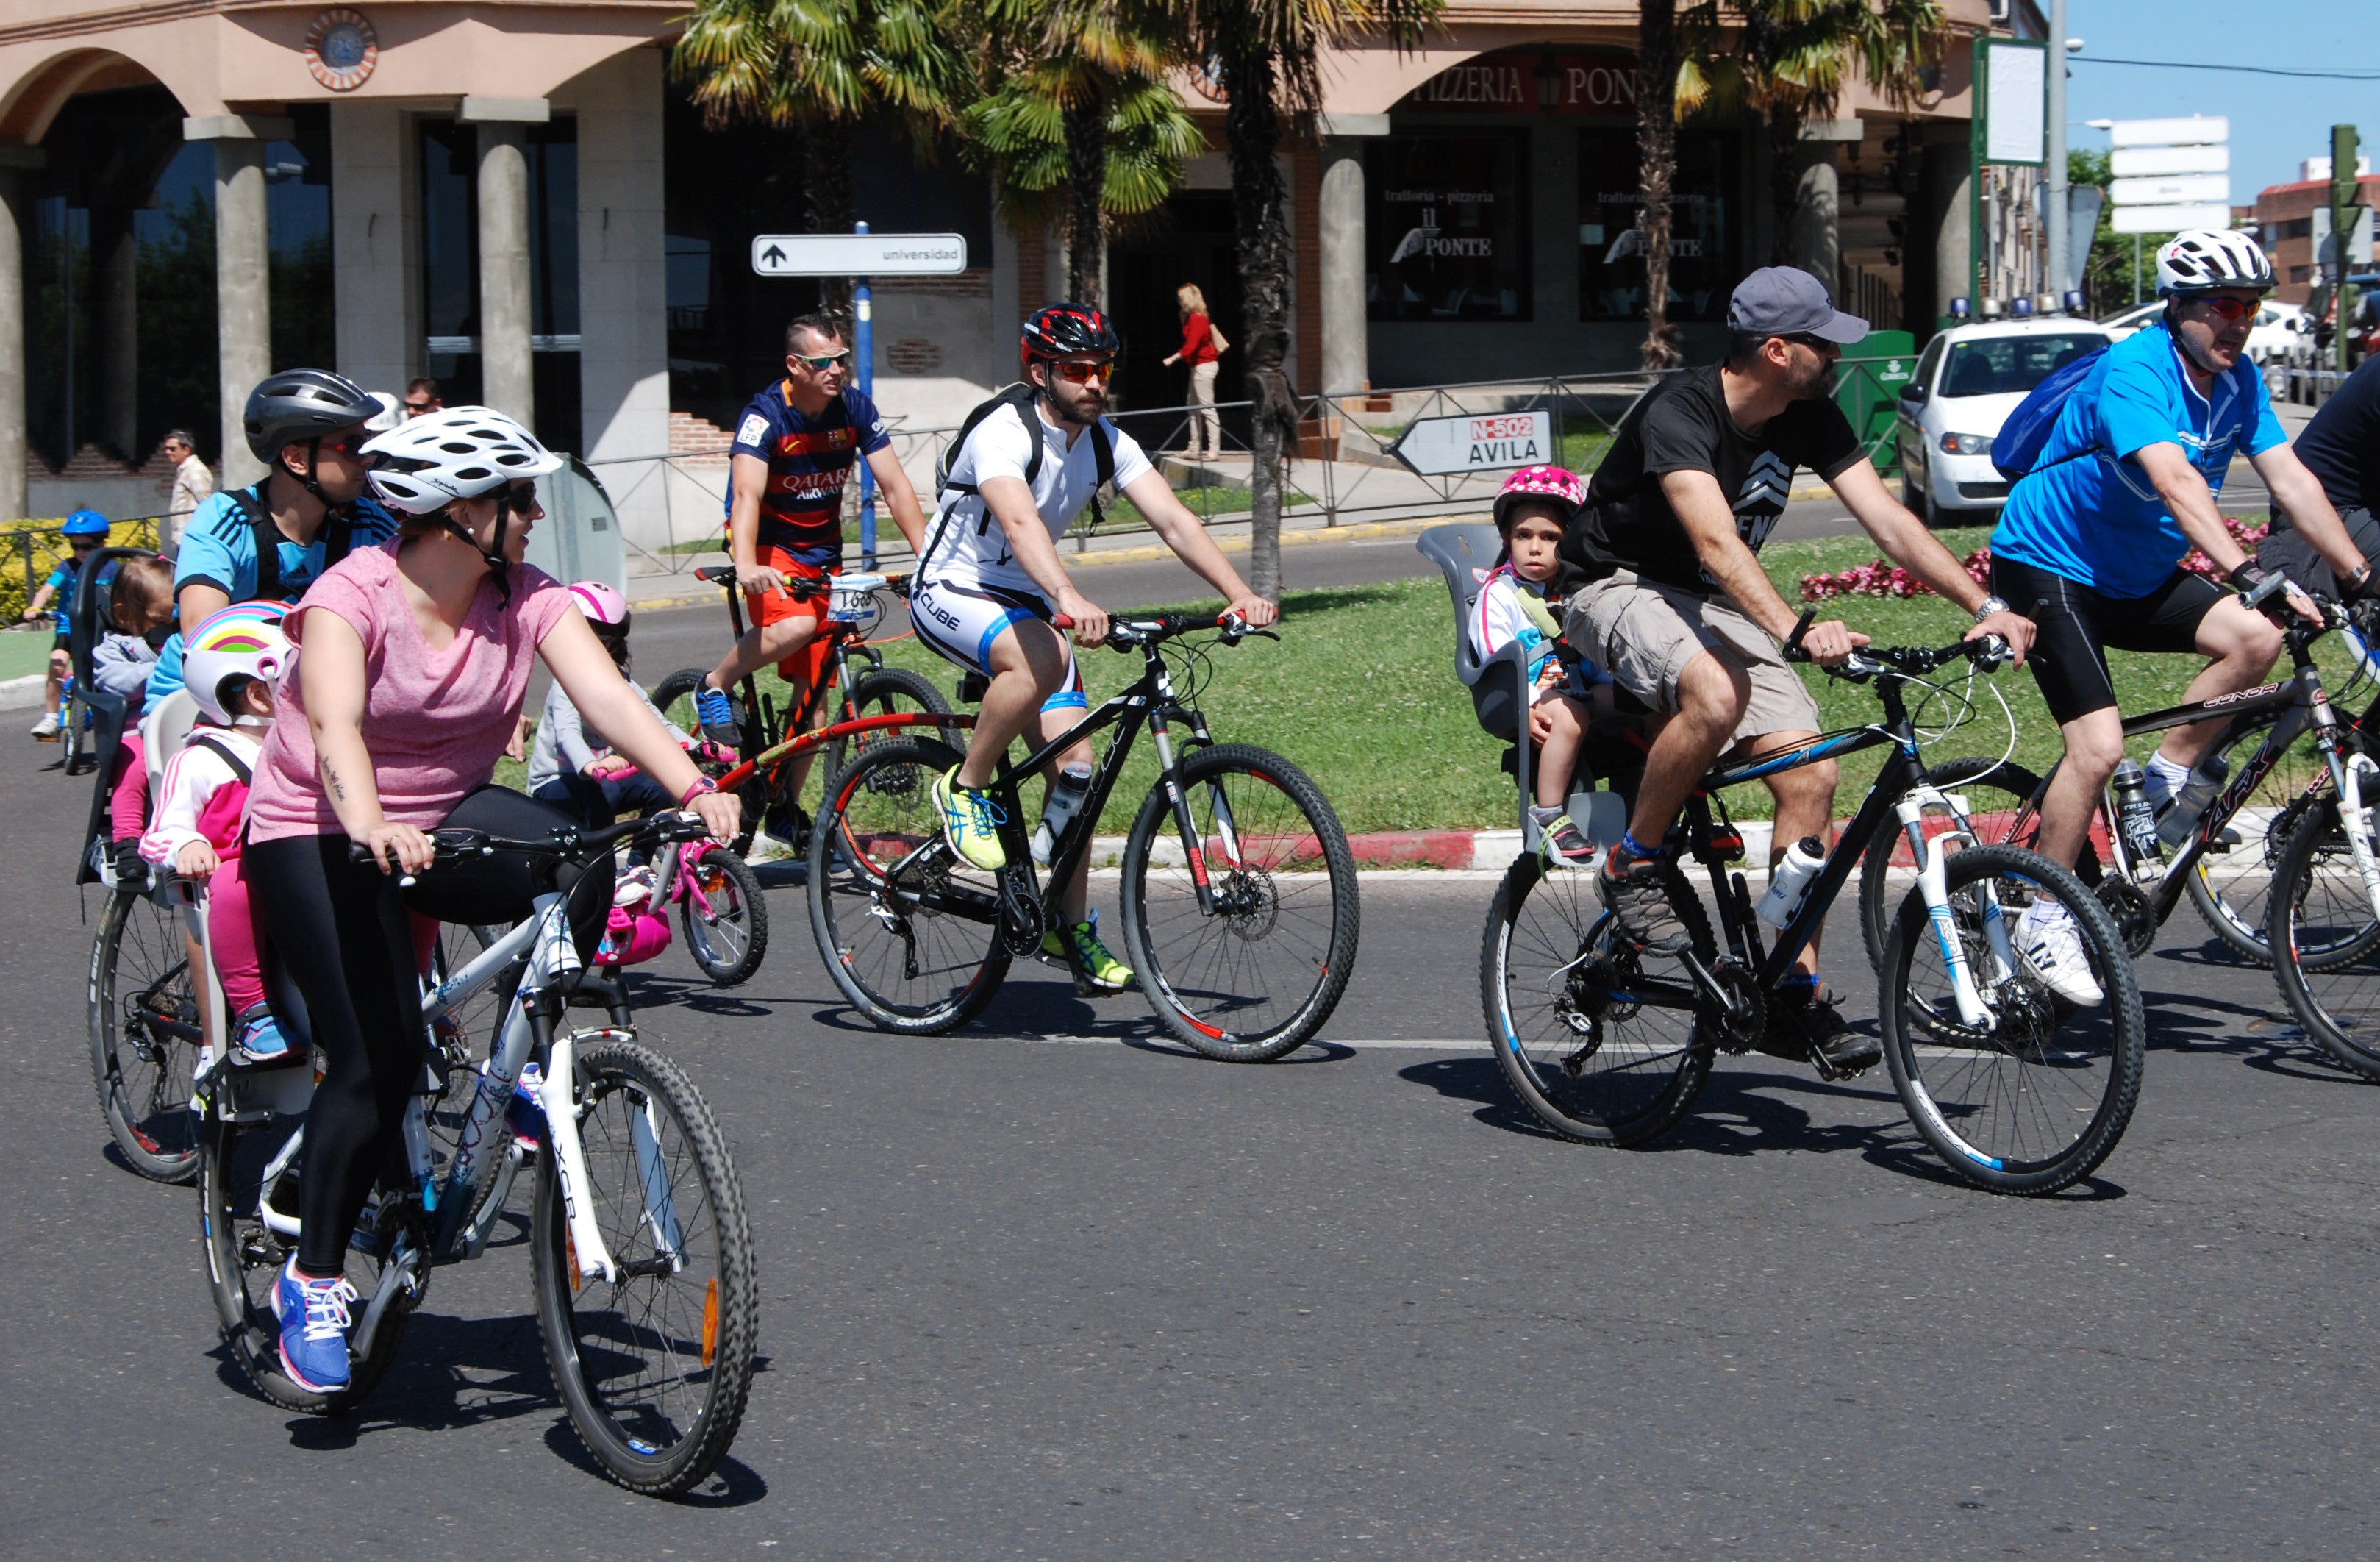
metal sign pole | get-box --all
[854,221,876,569]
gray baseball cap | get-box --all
[1726,266,1868,345]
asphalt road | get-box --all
[11,699,2380,1556]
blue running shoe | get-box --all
[692,681,741,746]
[235,1005,290,1063]
[273,1258,357,1394]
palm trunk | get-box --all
[804,118,856,319]
[1636,0,1682,371]
[1062,85,1107,307]
[1765,101,1802,267]
[1221,45,1293,600]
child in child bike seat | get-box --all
[1468,467,1615,863]
[139,605,290,1061]
[527,582,693,830]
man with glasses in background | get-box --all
[401,377,443,418]
[906,302,1274,991]
[1988,229,2373,994]
[146,369,397,704]
[1557,267,2033,1070]
[689,312,929,852]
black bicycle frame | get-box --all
[711,573,884,770]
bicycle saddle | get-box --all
[696,565,737,585]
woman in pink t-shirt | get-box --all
[244,407,738,1396]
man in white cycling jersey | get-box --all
[912,302,1276,990]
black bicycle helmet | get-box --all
[243,368,381,463]
[1020,302,1121,372]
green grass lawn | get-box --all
[572,517,2355,838]
[0,627,56,682]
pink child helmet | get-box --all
[1493,465,1585,531]
[565,580,629,627]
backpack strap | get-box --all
[185,732,253,788]
[221,484,279,600]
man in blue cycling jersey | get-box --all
[1991,229,2371,999]
[148,369,396,702]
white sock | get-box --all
[2144,751,2192,808]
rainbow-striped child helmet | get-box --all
[183,602,291,725]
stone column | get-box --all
[463,97,548,428]
[572,51,669,552]
[1925,137,1973,322]
[93,206,137,462]
[329,100,424,394]
[0,153,38,522]
[1790,154,1841,292]
[1316,115,1387,399]
[187,115,290,488]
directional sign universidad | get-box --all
[1389,410,1554,477]
[750,232,969,277]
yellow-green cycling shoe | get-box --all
[932,766,1008,871]
[1045,910,1135,992]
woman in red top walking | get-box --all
[1163,283,1223,460]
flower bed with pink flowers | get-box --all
[1797,516,2271,602]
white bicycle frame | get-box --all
[1889,785,2008,1029]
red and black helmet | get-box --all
[1021,302,1121,372]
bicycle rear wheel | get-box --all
[679,846,769,985]
[532,1035,757,1497]
[1482,852,1716,1146]
[1119,743,1360,1061]
[197,1108,421,1413]
[2265,802,2380,1080]
[808,736,1010,1033]
[2184,712,2326,965]
[90,885,202,1182]
[1879,844,2145,1195]
[651,667,743,735]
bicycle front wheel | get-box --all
[1879,844,2145,1195]
[809,736,1010,1033]
[90,885,202,1182]
[1119,743,1360,1061]
[1482,852,1715,1146]
[679,847,769,985]
[532,1035,757,1497]
[2265,801,2380,1080]
[2184,711,2326,965]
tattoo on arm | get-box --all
[320,758,346,802]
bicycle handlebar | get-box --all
[1780,605,2009,680]
[1047,610,1278,649]
[693,564,914,602]
[344,811,715,874]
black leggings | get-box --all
[249,786,613,1275]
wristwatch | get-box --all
[1972,594,2010,623]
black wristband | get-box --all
[2228,560,2270,592]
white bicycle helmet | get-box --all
[182,602,292,726]
[2156,229,2276,296]
[361,405,563,514]
[362,406,562,602]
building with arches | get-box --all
[0,0,2013,546]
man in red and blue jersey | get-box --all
[693,312,927,752]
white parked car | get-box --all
[1895,317,2114,523]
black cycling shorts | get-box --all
[1992,555,2229,727]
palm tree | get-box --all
[1175,0,1442,599]
[1679,0,1945,269]
[674,0,973,314]
[1638,0,1684,370]
[968,0,1202,307]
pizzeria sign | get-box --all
[1388,410,1554,477]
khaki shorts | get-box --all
[1562,570,1820,746]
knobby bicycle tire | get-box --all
[1482,851,1716,1146]
[1118,743,1360,1061]
[824,667,959,777]
[2183,710,2330,966]
[2265,801,2380,1081]
[679,847,770,985]
[532,1036,758,1497]
[90,885,202,1183]
[1878,844,2145,1195]
[808,736,1010,1033]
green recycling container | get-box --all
[1834,330,1916,476]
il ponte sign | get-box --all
[1400,51,1639,116]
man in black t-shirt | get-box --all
[2258,353,2380,596]
[1563,268,2035,1073]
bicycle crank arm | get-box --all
[347,1235,423,1363]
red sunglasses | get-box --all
[2189,295,2262,322]
[1049,358,1115,385]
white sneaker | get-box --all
[29,710,58,738]
[743,834,798,865]
[2017,906,2105,1008]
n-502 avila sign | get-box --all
[1388,410,1553,476]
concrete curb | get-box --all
[0,671,49,712]
[1081,819,1799,874]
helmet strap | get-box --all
[438,488,515,605]
[293,437,336,514]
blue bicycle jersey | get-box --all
[148,488,397,701]
[1992,321,2284,599]
[729,382,890,568]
